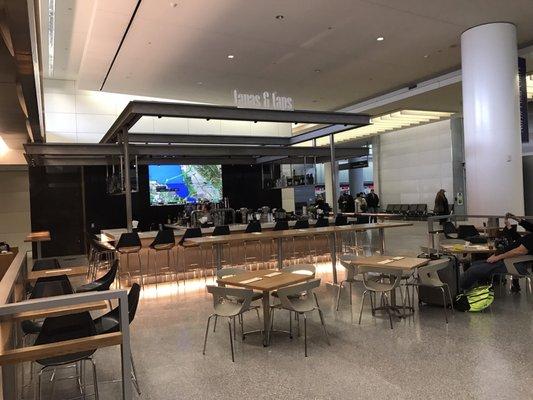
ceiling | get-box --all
[42,0,533,113]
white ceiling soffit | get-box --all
[73,0,533,111]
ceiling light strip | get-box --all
[47,0,56,77]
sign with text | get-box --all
[233,89,294,111]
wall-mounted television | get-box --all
[148,164,223,206]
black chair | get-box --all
[293,220,311,262]
[407,204,418,218]
[178,228,205,282]
[33,312,100,400]
[399,204,410,216]
[115,232,143,289]
[92,284,141,395]
[32,258,60,272]
[243,222,263,270]
[334,215,348,226]
[457,225,480,240]
[148,229,177,289]
[314,218,329,228]
[385,204,394,213]
[30,275,73,299]
[391,204,402,214]
[312,218,330,262]
[76,260,118,293]
[269,221,291,265]
[442,221,459,239]
[334,214,350,252]
[88,239,116,280]
[210,225,233,269]
[273,220,289,231]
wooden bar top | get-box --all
[3,301,108,322]
[27,266,88,282]
[348,255,429,271]
[24,231,51,243]
[186,222,412,246]
[217,269,314,292]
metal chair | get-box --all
[291,220,312,263]
[335,254,360,310]
[92,284,141,395]
[178,228,205,281]
[202,285,255,362]
[410,259,454,323]
[270,278,330,357]
[491,255,533,295]
[358,265,404,329]
[148,229,177,289]
[33,312,100,400]
[87,239,116,281]
[243,221,264,270]
[115,232,143,288]
[76,260,118,294]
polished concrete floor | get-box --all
[33,222,532,400]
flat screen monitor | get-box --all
[148,164,222,206]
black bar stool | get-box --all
[211,225,233,269]
[178,228,205,282]
[148,229,177,289]
[312,217,330,262]
[243,221,264,270]
[334,214,350,253]
[115,232,143,289]
[291,219,312,263]
[268,220,291,267]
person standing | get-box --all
[433,189,450,224]
[366,189,380,223]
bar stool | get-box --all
[291,220,312,264]
[211,225,233,268]
[178,228,205,282]
[334,214,350,253]
[88,239,116,281]
[243,221,264,270]
[115,232,143,289]
[148,229,177,289]
[312,218,330,262]
[268,220,291,267]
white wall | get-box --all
[0,168,31,248]
[379,120,453,208]
[43,79,292,143]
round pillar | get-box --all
[461,22,524,215]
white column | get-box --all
[461,23,524,215]
[324,162,334,205]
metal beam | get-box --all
[128,133,290,145]
[24,143,123,155]
[100,101,370,144]
[290,124,357,145]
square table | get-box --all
[217,269,314,346]
[27,266,89,282]
[25,231,51,259]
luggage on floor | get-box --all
[417,253,459,307]
[454,285,494,312]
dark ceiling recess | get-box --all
[0,0,44,142]
[99,0,143,91]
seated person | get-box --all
[459,213,533,292]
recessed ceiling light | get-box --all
[227,54,234,59]
[423,54,429,59]
[376,36,384,41]
[197,81,203,85]
[275,15,284,20]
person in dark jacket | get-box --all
[459,214,533,292]
[433,189,450,225]
[366,189,380,222]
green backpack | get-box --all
[455,285,494,312]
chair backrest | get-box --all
[35,311,96,350]
[273,220,289,231]
[116,232,142,249]
[417,204,427,212]
[276,278,321,312]
[30,275,74,299]
[283,264,316,276]
[503,255,533,276]
[339,254,359,280]
[408,204,418,212]
[315,218,329,228]
[178,227,202,245]
[216,267,246,280]
[442,221,458,238]
[400,204,409,212]
[245,220,261,233]
[150,229,175,248]
[391,204,401,213]
[206,285,253,316]
[358,266,403,291]
[94,283,141,334]
[457,225,479,239]
[417,259,449,287]
[385,204,393,213]
[93,260,119,290]
[335,215,348,226]
[294,219,310,229]
[213,225,231,236]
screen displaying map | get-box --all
[148,164,223,206]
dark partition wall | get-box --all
[29,166,85,257]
